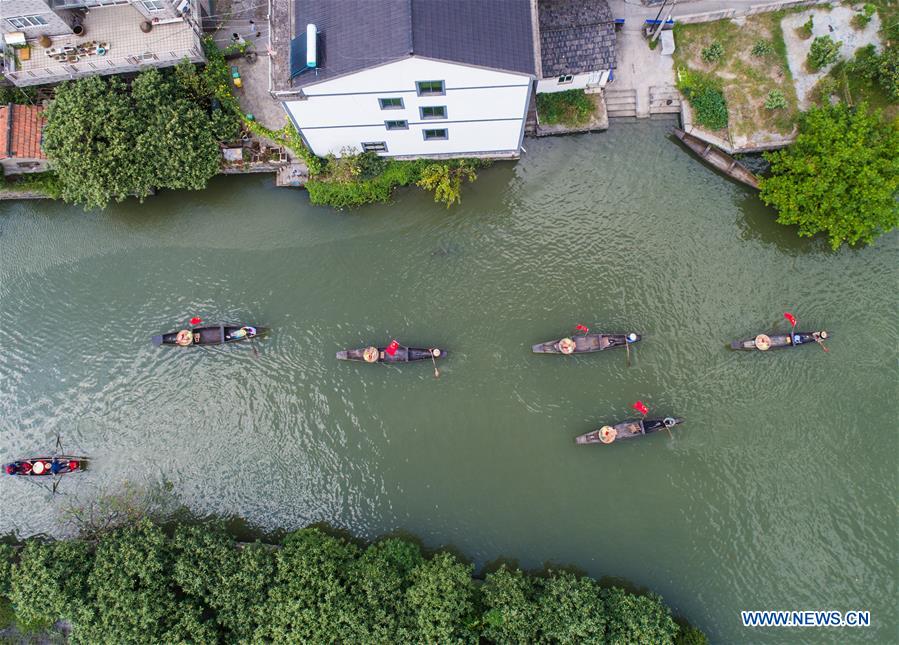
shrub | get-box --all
[761,103,899,249]
[798,15,814,39]
[417,160,479,208]
[677,624,710,645]
[808,35,842,70]
[692,85,729,129]
[877,46,899,101]
[851,3,876,29]
[814,76,841,101]
[764,89,788,109]
[481,566,538,643]
[701,41,725,64]
[848,44,881,80]
[536,89,596,126]
[751,39,774,58]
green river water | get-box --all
[0,119,896,643]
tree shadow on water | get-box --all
[733,192,830,255]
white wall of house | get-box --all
[536,72,591,94]
[283,57,532,158]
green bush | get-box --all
[677,624,710,645]
[798,15,814,39]
[808,35,842,70]
[877,46,899,101]
[701,41,725,64]
[536,89,596,126]
[851,3,876,29]
[692,85,729,129]
[751,39,774,58]
[761,103,899,249]
[764,89,788,110]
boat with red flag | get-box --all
[532,332,640,354]
[730,330,828,351]
[152,324,262,347]
[4,436,88,493]
[337,341,445,364]
[575,417,684,444]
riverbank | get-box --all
[0,517,704,643]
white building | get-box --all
[271,0,538,159]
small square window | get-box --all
[422,128,448,141]
[142,0,164,11]
[416,80,445,96]
[419,105,447,120]
[385,120,408,130]
[558,75,573,84]
[378,97,404,110]
[362,141,388,152]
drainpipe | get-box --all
[5,103,13,159]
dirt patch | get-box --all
[673,12,800,142]
[781,6,882,109]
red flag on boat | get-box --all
[575,324,589,334]
[784,312,796,327]
[385,340,400,356]
[190,317,203,326]
[633,400,649,416]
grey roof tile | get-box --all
[538,0,617,77]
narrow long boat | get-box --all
[337,346,445,363]
[672,127,760,189]
[575,417,684,445]
[4,456,88,476]
[532,333,640,354]
[730,330,828,351]
[152,324,262,347]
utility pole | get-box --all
[651,0,676,43]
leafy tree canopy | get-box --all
[760,103,899,249]
[42,65,226,210]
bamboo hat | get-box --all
[32,461,46,474]
[599,426,617,444]
[431,348,441,357]
[819,331,828,339]
[558,338,576,354]
[176,330,193,346]
[755,334,771,351]
[363,346,379,363]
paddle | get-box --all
[429,349,440,378]
[813,334,830,353]
[625,338,631,368]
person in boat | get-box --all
[5,463,17,475]
[558,337,577,354]
[175,330,193,346]
[50,459,62,475]
[229,326,257,340]
[363,346,379,363]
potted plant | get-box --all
[38,35,52,48]
[140,20,152,33]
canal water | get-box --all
[0,119,895,643]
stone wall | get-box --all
[676,0,829,25]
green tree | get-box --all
[760,103,899,248]
[402,552,477,643]
[481,565,539,643]
[417,161,479,208]
[808,35,842,70]
[347,538,423,641]
[534,570,607,643]
[43,69,222,210]
[258,528,359,643]
[9,539,92,632]
[602,587,679,644]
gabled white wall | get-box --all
[283,57,532,158]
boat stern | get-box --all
[151,335,164,346]
[335,350,349,361]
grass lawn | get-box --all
[673,12,800,138]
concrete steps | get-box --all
[604,88,637,118]
[649,85,682,114]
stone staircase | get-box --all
[649,86,682,115]
[604,88,637,118]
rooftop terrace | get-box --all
[4,4,202,87]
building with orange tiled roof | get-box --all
[0,103,49,175]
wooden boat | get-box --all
[575,417,684,445]
[152,324,261,347]
[4,455,88,476]
[532,333,640,354]
[672,127,760,189]
[731,330,828,351]
[337,346,445,363]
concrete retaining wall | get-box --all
[677,0,828,24]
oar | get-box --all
[814,334,830,353]
[429,349,440,378]
[625,338,631,367]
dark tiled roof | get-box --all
[291,0,534,88]
[538,0,617,77]
[411,0,535,76]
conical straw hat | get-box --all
[559,337,576,354]
[32,461,46,474]
[599,426,617,444]
[755,334,771,351]
[363,346,379,363]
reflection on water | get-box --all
[0,119,896,643]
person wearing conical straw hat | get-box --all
[176,330,193,346]
[599,426,617,444]
[558,337,576,354]
[754,334,771,351]
[363,346,379,363]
